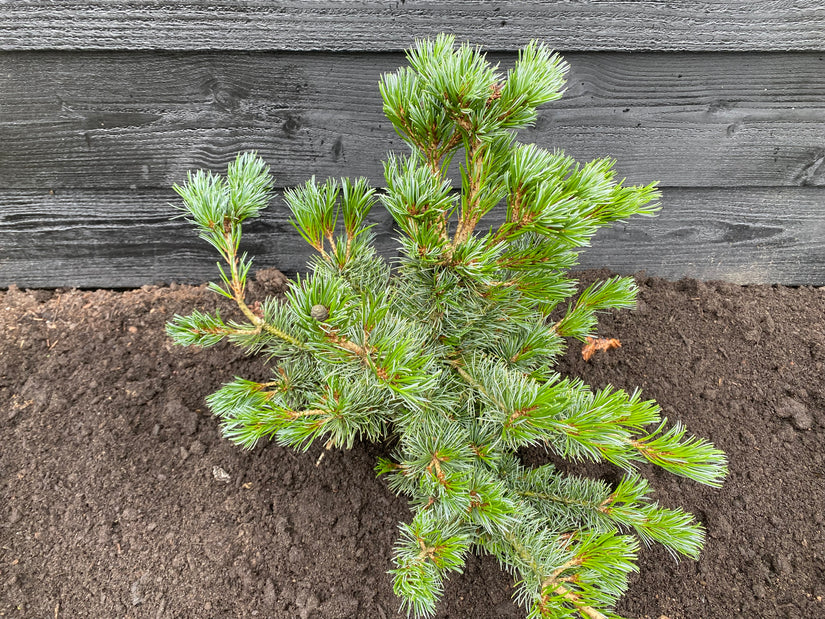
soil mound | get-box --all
[1,270,823,618]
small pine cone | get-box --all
[310,304,330,321]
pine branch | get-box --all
[169,36,725,619]
[513,465,706,559]
[391,511,473,619]
[552,277,638,340]
[629,421,728,487]
[166,309,254,347]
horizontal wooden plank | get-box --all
[0,190,398,288]
[585,189,825,286]
[2,187,824,288]
[2,1,825,52]
[3,51,825,190]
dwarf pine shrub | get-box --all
[167,35,726,619]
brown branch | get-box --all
[217,230,306,349]
[503,406,537,428]
[538,560,608,619]
[285,408,328,419]
[324,329,395,384]
[326,331,369,356]
[191,325,259,338]
[538,584,607,619]
[452,139,485,246]
[426,453,448,485]
[502,530,606,619]
[416,536,437,562]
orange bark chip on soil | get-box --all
[581,336,622,361]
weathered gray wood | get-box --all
[0,190,398,288]
[3,51,825,190]
[587,189,825,285]
[2,187,824,288]
[2,1,825,52]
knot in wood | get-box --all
[310,304,330,321]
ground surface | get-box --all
[1,269,823,619]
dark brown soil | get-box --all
[1,270,824,619]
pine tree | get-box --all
[167,35,726,619]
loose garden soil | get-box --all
[1,269,823,619]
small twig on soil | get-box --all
[315,439,334,467]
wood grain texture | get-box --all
[2,188,824,288]
[2,1,825,52]
[3,51,825,190]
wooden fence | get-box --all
[2,1,825,287]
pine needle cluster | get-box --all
[167,35,726,619]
